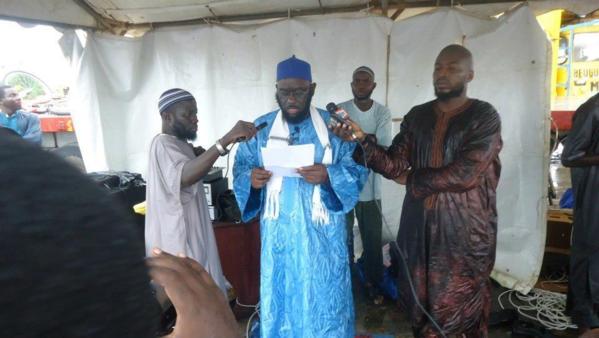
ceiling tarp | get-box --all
[1,0,598,31]
[84,0,370,24]
[0,0,96,28]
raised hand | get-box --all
[147,248,239,338]
[222,121,258,146]
[328,117,366,142]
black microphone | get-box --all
[326,102,346,124]
[256,122,268,131]
[326,102,357,141]
[236,122,268,142]
[326,102,338,113]
[289,126,300,145]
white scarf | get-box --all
[262,106,333,225]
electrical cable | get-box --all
[236,298,259,309]
[224,143,234,179]
[220,141,260,337]
[245,302,260,338]
[356,140,448,338]
[225,138,262,337]
[550,116,560,155]
[497,287,577,331]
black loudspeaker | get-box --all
[203,177,228,207]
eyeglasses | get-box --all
[277,87,310,98]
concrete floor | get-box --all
[351,282,579,338]
[235,279,580,337]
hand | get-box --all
[147,248,239,338]
[328,121,355,142]
[328,117,366,142]
[394,170,409,185]
[251,167,272,189]
[222,120,258,146]
[297,164,329,185]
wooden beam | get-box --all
[318,0,325,14]
[72,0,128,33]
[397,0,521,8]
[390,7,405,20]
[206,5,221,23]
[130,4,375,29]
[129,0,525,30]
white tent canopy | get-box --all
[1,0,598,33]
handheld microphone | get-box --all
[326,103,346,124]
[326,102,357,140]
[235,122,268,142]
[256,122,268,131]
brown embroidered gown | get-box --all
[354,99,502,337]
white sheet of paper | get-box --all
[262,144,315,177]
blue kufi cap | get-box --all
[276,55,312,82]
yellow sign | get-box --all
[538,10,599,109]
[536,10,562,101]
[570,62,599,97]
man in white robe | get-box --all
[145,88,257,294]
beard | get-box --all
[352,88,374,101]
[435,84,465,101]
[276,92,314,124]
[172,120,197,141]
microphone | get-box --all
[326,102,347,124]
[256,122,268,131]
[326,102,357,141]
[235,122,268,142]
[289,126,300,145]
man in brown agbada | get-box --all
[332,45,502,337]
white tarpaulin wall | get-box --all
[72,6,549,292]
[71,15,392,174]
[384,6,550,292]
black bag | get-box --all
[216,190,241,223]
[87,171,147,240]
[88,171,146,203]
[88,171,145,190]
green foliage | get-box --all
[6,73,46,100]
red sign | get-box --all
[39,116,74,133]
[551,110,575,132]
